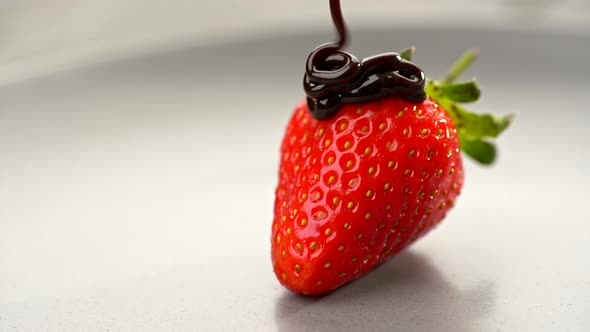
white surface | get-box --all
[1,24,590,332]
[1,0,589,86]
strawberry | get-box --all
[271,0,512,295]
[271,48,512,295]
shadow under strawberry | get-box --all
[274,250,495,332]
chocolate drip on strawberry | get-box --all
[304,0,426,120]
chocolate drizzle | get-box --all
[303,0,426,120]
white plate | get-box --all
[1,27,589,331]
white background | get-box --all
[1,0,589,85]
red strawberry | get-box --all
[271,1,512,295]
[272,96,463,295]
[271,49,512,295]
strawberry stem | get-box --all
[441,49,479,84]
[424,47,513,165]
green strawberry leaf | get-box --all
[421,49,514,165]
[458,110,513,139]
[437,101,513,139]
[399,47,414,61]
[458,133,496,165]
[439,81,481,103]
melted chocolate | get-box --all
[303,0,426,120]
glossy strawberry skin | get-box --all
[272,97,464,295]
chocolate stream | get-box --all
[303,0,426,120]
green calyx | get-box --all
[400,48,513,165]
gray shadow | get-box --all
[274,251,495,332]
